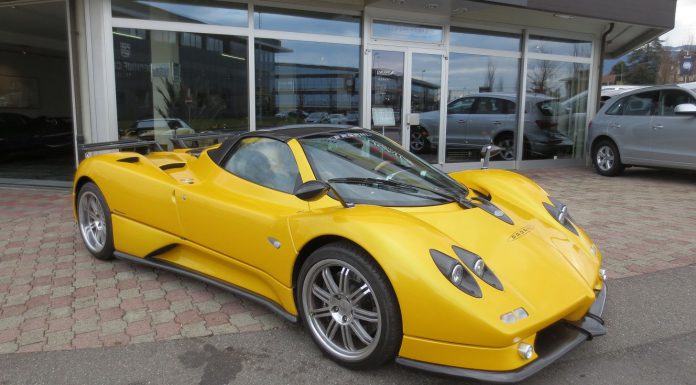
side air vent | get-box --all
[160,162,186,171]
[117,156,140,163]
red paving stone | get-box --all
[1,167,695,353]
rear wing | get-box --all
[169,132,242,149]
[78,139,162,158]
[78,131,243,158]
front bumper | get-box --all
[396,283,607,383]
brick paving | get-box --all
[0,187,284,354]
[1,166,695,354]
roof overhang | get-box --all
[299,0,676,57]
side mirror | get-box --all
[294,180,331,201]
[480,144,502,170]
[674,103,696,115]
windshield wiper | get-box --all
[328,177,512,224]
[328,177,456,204]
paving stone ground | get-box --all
[0,166,695,354]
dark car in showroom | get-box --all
[588,85,696,176]
[0,112,73,156]
[413,93,573,160]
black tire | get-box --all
[76,182,115,260]
[592,139,625,176]
[297,241,402,369]
[409,127,430,154]
[493,133,515,161]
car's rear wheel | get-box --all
[593,139,624,176]
[297,242,401,369]
[409,127,430,153]
[77,182,115,260]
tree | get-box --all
[610,60,628,84]
[618,38,665,85]
[483,59,496,92]
[528,59,558,95]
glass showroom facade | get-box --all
[99,0,601,170]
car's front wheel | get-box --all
[298,242,402,369]
[592,139,624,176]
[77,182,115,260]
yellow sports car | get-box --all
[73,126,606,383]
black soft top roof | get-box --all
[208,124,363,164]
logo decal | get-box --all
[508,224,534,242]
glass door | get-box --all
[409,52,442,163]
[370,50,405,145]
[368,48,444,163]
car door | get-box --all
[175,136,309,291]
[444,97,475,148]
[650,89,696,167]
[466,97,512,148]
[610,91,659,163]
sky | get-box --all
[660,0,696,46]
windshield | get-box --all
[298,131,469,207]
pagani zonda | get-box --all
[73,126,606,383]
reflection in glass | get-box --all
[528,35,591,57]
[113,28,249,149]
[444,54,519,163]
[254,7,360,37]
[409,53,441,163]
[112,0,248,27]
[371,50,404,144]
[525,60,590,159]
[372,20,443,43]
[0,1,75,181]
[255,39,360,129]
[450,28,520,52]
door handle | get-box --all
[609,123,622,128]
[652,124,664,130]
[491,121,502,125]
[457,120,466,123]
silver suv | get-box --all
[588,85,696,176]
[415,93,573,160]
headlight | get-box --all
[430,249,482,298]
[543,197,578,235]
[451,264,464,285]
[452,246,503,291]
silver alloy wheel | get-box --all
[301,259,382,362]
[78,191,107,253]
[496,138,515,161]
[596,145,615,171]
